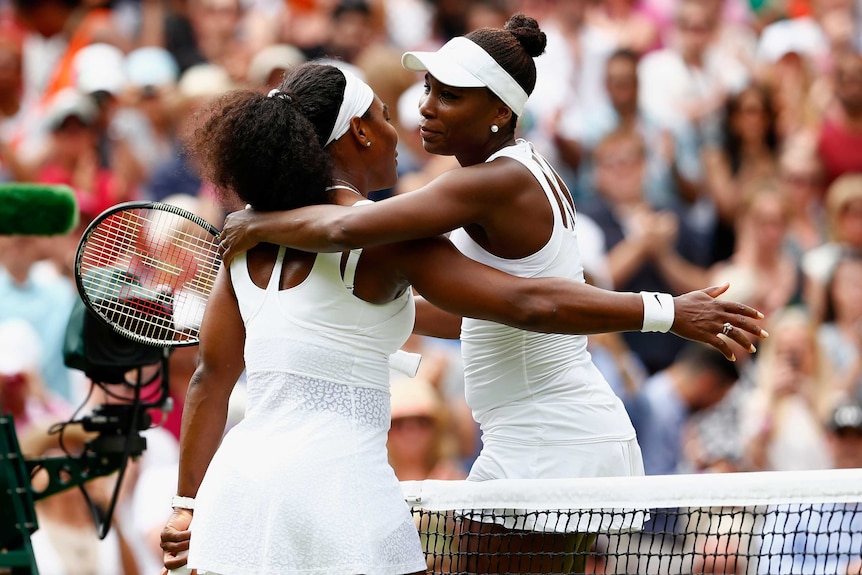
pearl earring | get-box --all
[366,141,372,147]
[490,124,499,133]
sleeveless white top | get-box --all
[187,245,426,575]
[450,139,637,480]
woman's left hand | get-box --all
[219,207,260,265]
[671,283,768,361]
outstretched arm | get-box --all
[160,267,246,570]
[388,236,766,361]
[218,163,516,263]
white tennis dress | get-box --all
[450,140,644,489]
[186,245,427,575]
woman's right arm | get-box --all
[160,266,246,570]
[218,160,528,263]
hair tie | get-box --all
[267,88,292,102]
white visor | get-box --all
[326,68,375,147]
[402,37,529,116]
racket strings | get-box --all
[78,207,220,346]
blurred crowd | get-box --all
[1,0,862,572]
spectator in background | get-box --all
[586,0,660,55]
[121,46,187,205]
[739,306,839,472]
[580,129,713,373]
[387,375,467,481]
[763,51,824,140]
[146,62,235,205]
[35,87,120,221]
[758,399,862,575]
[526,0,618,190]
[633,342,740,475]
[0,318,71,435]
[464,0,511,33]
[72,42,148,205]
[638,0,753,253]
[802,173,862,321]
[245,43,306,91]
[779,132,828,257]
[0,16,26,182]
[708,179,802,321]
[570,48,700,208]
[817,51,862,187]
[381,0,435,51]
[0,235,78,403]
[29,449,137,575]
[702,83,780,262]
[7,0,131,178]
[641,0,755,44]
[156,0,249,81]
[756,0,860,74]
[818,251,862,403]
[306,0,381,64]
[638,0,749,158]
[825,399,862,469]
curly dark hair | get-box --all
[466,12,546,126]
[185,63,353,212]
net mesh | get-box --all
[77,206,221,346]
[402,469,862,574]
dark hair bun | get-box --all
[504,13,546,58]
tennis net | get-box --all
[401,468,862,574]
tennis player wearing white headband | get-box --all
[323,68,374,146]
[215,14,767,574]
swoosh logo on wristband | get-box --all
[654,294,663,307]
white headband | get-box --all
[325,69,375,147]
[401,37,529,116]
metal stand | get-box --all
[0,415,38,574]
[0,347,171,574]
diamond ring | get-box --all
[722,322,733,336]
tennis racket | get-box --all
[74,201,221,347]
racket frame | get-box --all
[74,200,221,348]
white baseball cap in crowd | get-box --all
[44,87,98,131]
[401,37,528,116]
[247,44,306,87]
[178,63,235,101]
[125,46,180,89]
[73,42,127,95]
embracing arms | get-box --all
[217,163,517,261]
[390,236,767,361]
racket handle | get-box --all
[389,350,422,378]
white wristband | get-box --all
[640,292,675,333]
[172,495,196,510]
